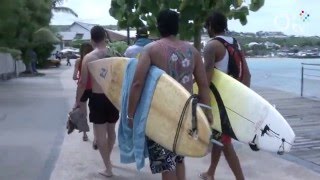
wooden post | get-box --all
[301,64,304,97]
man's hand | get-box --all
[72,101,80,110]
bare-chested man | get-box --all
[76,25,119,177]
[127,9,213,180]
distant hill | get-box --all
[50,24,123,32]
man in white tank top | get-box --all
[199,12,251,180]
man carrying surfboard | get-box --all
[75,25,119,177]
[199,12,251,180]
[127,9,213,180]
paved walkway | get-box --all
[0,67,71,180]
[253,87,320,173]
[49,68,320,180]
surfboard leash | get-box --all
[173,94,199,154]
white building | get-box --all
[57,22,135,49]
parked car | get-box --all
[45,58,61,68]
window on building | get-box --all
[75,33,84,40]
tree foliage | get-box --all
[109,0,265,50]
[0,0,56,70]
[52,0,78,17]
[236,36,320,48]
[0,0,52,48]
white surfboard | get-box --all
[194,69,295,154]
[88,57,211,157]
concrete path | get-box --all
[1,64,319,180]
[0,66,72,180]
[49,67,320,180]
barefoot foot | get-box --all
[199,172,214,180]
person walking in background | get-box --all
[124,26,153,58]
[73,42,94,143]
[55,51,61,61]
[29,49,38,74]
[66,52,72,66]
[75,26,119,177]
[199,11,251,180]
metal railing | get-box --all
[301,63,320,97]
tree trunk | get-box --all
[24,62,32,73]
[193,18,202,51]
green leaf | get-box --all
[109,7,124,20]
[249,0,264,12]
[108,0,264,50]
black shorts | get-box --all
[88,93,119,124]
[80,89,92,102]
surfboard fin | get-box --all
[249,135,260,151]
[277,138,285,155]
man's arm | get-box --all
[241,56,251,87]
[193,48,213,124]
[127,45,152,127]
[73,59,80,80]
[203,41,216,85]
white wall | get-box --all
[0,53,26,79]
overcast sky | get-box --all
[51,0,318,36]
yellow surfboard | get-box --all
[88,57,211,157]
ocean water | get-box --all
[247,58,320,99]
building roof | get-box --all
[105,29,130,42]
[57,22,154,42]
[71,21,97,31]
[59,31,91,41]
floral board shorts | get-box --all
[146,137,184,174]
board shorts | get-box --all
[88,93,119,124]
[146,137,184,174]
[221,134,232,144]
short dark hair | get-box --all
[205,12,228,34]
[90,25,106,43]
[136,26,149,38]
[157,9,179,37]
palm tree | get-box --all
[52,0,78,17]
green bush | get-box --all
[34,43,55,68]
[71,39,88,49]
[109,41,128,56]
[0,47,22,60]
